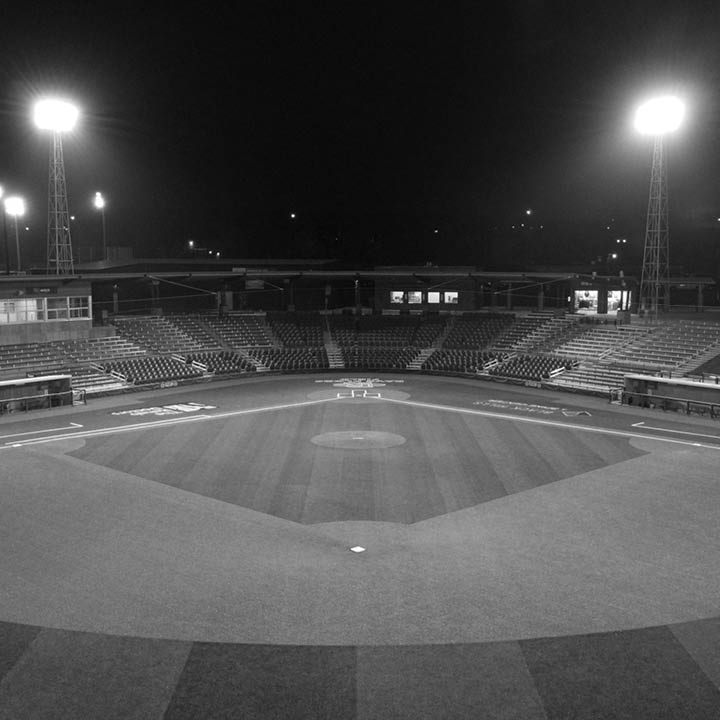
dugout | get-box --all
[0,374,74,414]
[623,373,720,417]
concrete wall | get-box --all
[0,320,93,346]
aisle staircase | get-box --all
[407,348,435,370]
[323,330,345,369]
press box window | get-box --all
[407,291,422,304]
[390,291,405,304]
[46,297,69,320]
[69,296,90,318]
[444,291,458,304]
[427,292,441,304]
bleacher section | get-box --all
[245,347,329,371]
[110,316,207,354]
[166,315,223,351]
[203,313,274,348]
[610,321,720,373]
[441,313,512,349]
[488,312,562,353]
[328,314,451,369]
[185,351,256,375]
[2,311,720,400]
[103,356,205,385]
[0,342,67,377]
[487,354,574,383]
[422,349,506,374]
[542,320,720,393]
[267,312,324,347]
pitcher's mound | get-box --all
[310,430,406,449]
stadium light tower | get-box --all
[4,196,26,272]
[34,98,79,274]
[93,191,107,260]
[634,95,684,319]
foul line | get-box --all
[4,392,718,452]
[381,396,720,451]
[1,397,340,449]
[0,422,83,440]
[631,421,720,441]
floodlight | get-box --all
[634,96,684,135]
[35,98,77,272]
[93,191,105,210]
[33,98,79,132]
[4,196,25,217]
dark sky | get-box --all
[2,1,720,269]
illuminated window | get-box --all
[390,291,404,304]
[427,292,441,303]
[0,298,42,323]
[407,291,422,304]
[444,291,458,304]
[0,296,88,323]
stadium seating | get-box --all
[103,356,204,385]
[184,350,256,375]
[3,310,720,399]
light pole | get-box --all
[34,98,79,274]
[93,191,106,260]
[634,95,684,319]
[0,185,7,275]
[4,196,25,272]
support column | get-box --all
[151,279,161,314]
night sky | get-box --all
[2,1,720,271]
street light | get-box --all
[4,196,25,272]
[34,97,79,274]
[634,95,685,318]
[93,191,107,260]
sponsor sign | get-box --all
[315,377,405,389]
[473,399,592,417]
[473,399,560,415]
[111,402,216,417]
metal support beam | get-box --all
[46,131,74,274]
[639,136,670,320]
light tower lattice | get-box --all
[639,135,670,318]
[634,95,684,320]
[46,131,74,274]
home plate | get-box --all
[350,546,366,553]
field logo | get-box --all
[315,377,404,389]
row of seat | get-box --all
[185,351,256,374]
[103,356,204,384]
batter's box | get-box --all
[337,389,382,399]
